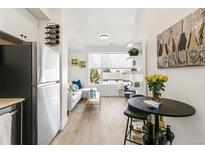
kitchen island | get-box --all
[0,98,25,145]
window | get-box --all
[88,53,133,85]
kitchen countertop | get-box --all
[0,98,25,109]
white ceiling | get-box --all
[64,8,137,47]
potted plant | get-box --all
[145,74,168,102]
[128,48,140,56]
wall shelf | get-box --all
[127,55,143,60]
[126,42,146,96]
[126,71,144,74]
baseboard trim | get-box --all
[60,116,68,130]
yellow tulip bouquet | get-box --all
[145,74,168,102]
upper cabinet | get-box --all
[0,9,38,42]
[26,8,50,20]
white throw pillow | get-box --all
[70,84,79,92]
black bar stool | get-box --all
[123,95,149,145]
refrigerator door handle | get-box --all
[37,81,60,87]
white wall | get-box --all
[68,51,88,87]
[135,8,205,144]
[61,10,69,129]
[63,9,87,87]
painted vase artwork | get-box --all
[157,9,205,68]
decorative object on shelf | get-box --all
[71,59,78,65]
[142,115,154,145]
[45,23,60,46]
[132,59,136,66]
[90,69,100,84]
[159,116,165,128]
[78,61,86,68]
[143,115,175,145]
[157,126,166,145]
[165,125,175,145]
[145,74,168,102]
[103,68,111,72]
[125,41,146,96]
[131,68,137,72]
[157,8,205,68]
[132,81,140,88]
[128,48,140,56]
[132,126,143,139]
[157,116,166,144]
[157,124,175,145]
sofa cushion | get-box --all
[72,93,80,102]
[71,90,82,102]
[72,80,82,89]
[70,84,79,91]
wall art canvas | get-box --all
[71,59,78,65]
[157,8,205,68]
[78,61,86,68]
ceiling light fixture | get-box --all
[98,34,110,40]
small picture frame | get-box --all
[71,59,78,65]
[78,61,86,68]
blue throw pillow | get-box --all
[124,85,129,92]
[72,80,82,89]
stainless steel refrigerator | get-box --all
[0,38,60,145]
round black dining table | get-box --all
[128,97,196,144]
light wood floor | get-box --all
[52,97,129,145]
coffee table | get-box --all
[82,88,97,99]
[85,92,101,105]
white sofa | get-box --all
[67,83,97,112]
[67,89,82,112]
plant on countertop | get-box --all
[128,48,140,56]
[145,74,168,102]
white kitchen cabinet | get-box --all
[0,8,38,42]
[0,9,21,38]
[20,9,38,42]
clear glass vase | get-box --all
[152,93,161,102]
